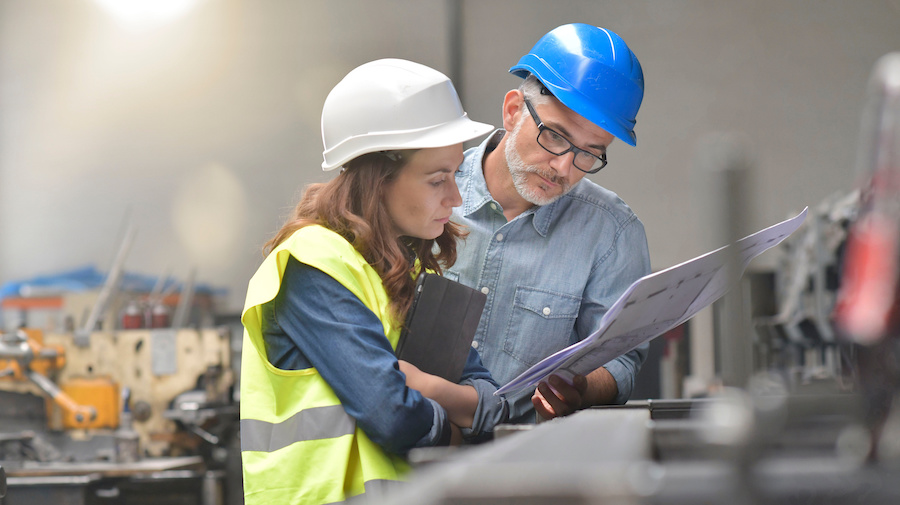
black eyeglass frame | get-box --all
[523,98,608,174]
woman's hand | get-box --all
[398,360,477,429]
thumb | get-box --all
[572,374,588,392]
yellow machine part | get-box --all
[54,376,120,429]
[0,328,65,381]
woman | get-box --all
[240,59,508,505]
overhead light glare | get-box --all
[92,0,200,25]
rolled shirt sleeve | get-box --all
[457,347,509,442]
[603,343,649,405]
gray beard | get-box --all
[504,125,572,206]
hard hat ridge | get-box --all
[321,58,493,171]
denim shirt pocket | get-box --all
[443,270,460,282]
[503,286,581,367]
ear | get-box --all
[501,89,524,132]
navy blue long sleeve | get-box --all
[261,257,449,453]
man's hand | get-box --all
[532,373,587,420]
[532,367,620,420]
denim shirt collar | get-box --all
[459,129,562,238]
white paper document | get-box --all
[496,207,809,396]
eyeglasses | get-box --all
[523,98,608,174]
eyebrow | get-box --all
[425,166,457,175]
[547,120,608,154]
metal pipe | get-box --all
[78,220,136,343]
[26,370,97,423]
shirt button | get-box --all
[481,287,490,295]
[471,341,479,349]
[490,203,499,211]
[542,307,551,316]
[495,233,504,242]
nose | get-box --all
[547,150,576,177]
[446,177,463,207]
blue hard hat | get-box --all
[510,24,644,146]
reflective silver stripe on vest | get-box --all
[325,480,404,505]
[241,405,356,453]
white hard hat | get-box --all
[321,58,493,171]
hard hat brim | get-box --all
[321,115,493,171]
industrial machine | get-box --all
[0,325,238,504]
[0,320,237,504]
[0,270,239,504]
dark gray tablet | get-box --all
[396,272,487,383]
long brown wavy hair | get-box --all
[264,150,465,323]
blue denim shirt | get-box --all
[448,131,652,423]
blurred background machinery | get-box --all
[0,327,237,505]
[0,233,242,505]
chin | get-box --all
[408,229,442,241]
[426,224,446,240]
[521,186,561,207]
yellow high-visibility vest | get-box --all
[240,224,409,505]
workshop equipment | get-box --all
[0,317,237,505]
[0,329,98,427]
[834,52,900,345]
[833,52,900,465]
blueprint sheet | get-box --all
[496,207,809,395]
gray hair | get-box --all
[519,74,552,106]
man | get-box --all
[448,23,651,424]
